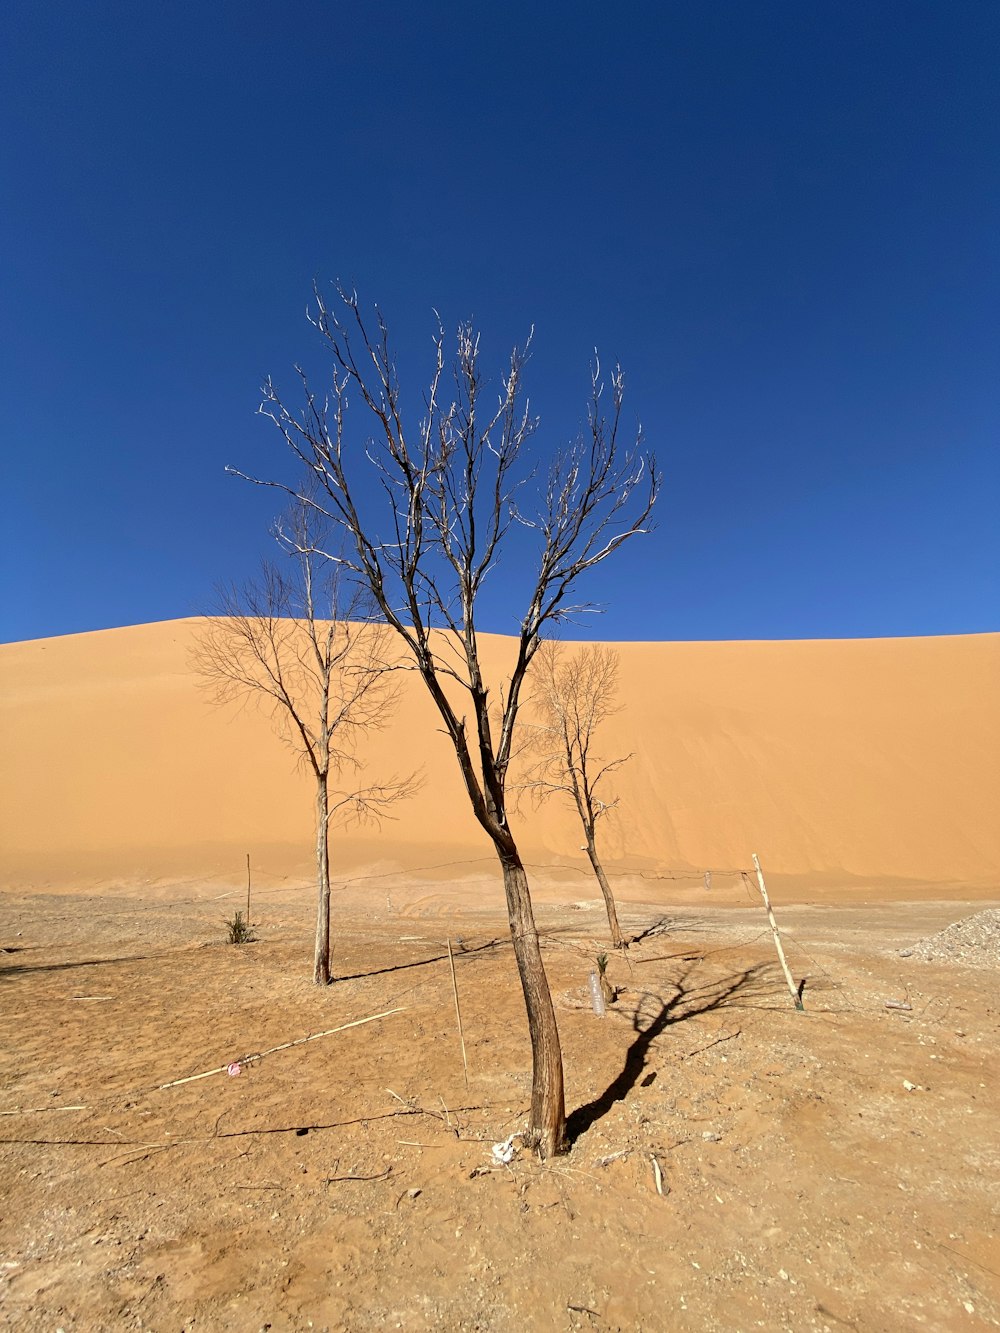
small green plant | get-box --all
[595,952,609,977]
[225,910,256,945]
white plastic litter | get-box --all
[491,1133,520,1165]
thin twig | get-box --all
[101,1143,175,1169]
[325,1166,392,1184]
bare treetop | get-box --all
[231,287,658,845]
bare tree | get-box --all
[193,498,413,985]
[233,287,659,1155]
[523,641,631,949]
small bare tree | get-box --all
[233,287,658,1155]
[194,499,413,985]
[524,641,631,949]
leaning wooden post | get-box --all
[751,852,804,1012]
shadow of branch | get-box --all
[335,936,504,983]
[567,960,772,1143]
[0,954,154,981]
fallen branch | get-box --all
[325,1166,392,1184]
[385,1088,463,1138]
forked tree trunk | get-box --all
[313,773,332,985]
[498,846,567,1158]
[584,835,624,949]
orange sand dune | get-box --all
[1,620,997,894]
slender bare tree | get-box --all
[193,498,414,985]
[523,641,631,949]
[232,287,659,1155]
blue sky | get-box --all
[1,1,997,644]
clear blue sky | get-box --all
[2,1,997,644]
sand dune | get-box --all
[1,619,997,894]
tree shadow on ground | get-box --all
[0,953,154,981]
[624,914,723,946]
[567,959,773,1143]
[335,937,504,983]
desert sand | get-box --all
[1,622,998,1331]
[1,620,998,895]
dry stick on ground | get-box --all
[325,1167,392,1184]
[750,853,804,1012]
[385,1088,463,1139]
[237,287,659,1156]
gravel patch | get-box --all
[900,908,1000,966]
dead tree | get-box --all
[524,641,630,949]
[233,287,659,1155]
[193,499,413,985]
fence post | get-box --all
[752,852,804,1012]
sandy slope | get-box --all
[1,620,997,894]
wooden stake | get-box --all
[650,1153,666,1195]
[246,852,252,922]
[157,1007,408,1090]
[751,853,804,1012]
[446,937,470,1089]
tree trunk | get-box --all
[585,836,624,949]
[313,773,332,985]
[498,846,567,1158]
